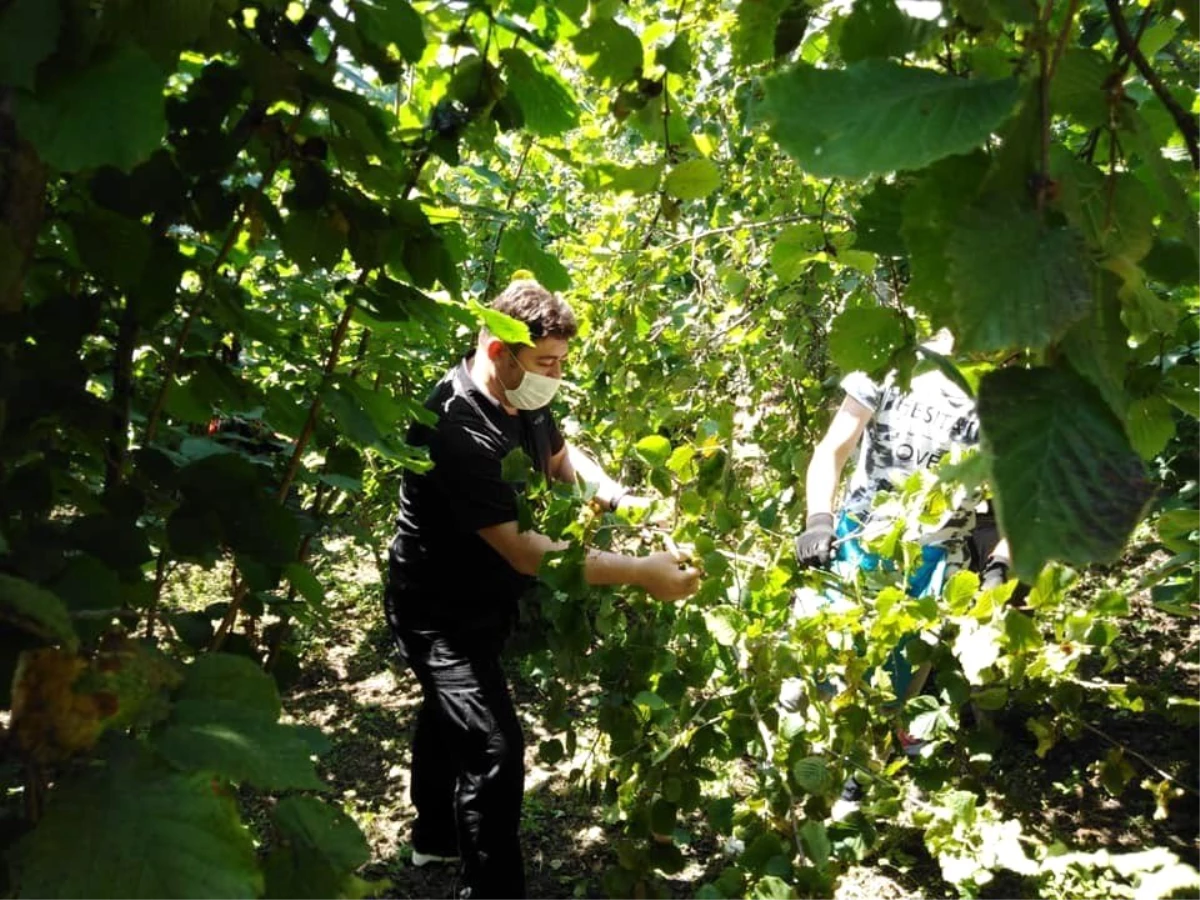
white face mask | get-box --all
[504,350,561,410]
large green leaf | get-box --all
[760,61,1020,180]
[839,0,938,63]
[663,159,722,201]
[263,797,372,899]
[946,204,1092,351]
[770,222,825,282]
[0,0,60,89]
[853,180,907,256]
[0,574,78,650]
[900,151,989,320]
[571,20,642,86]
[732,0,802,65]
[352,0,425,63]
[174,653,282,718]
[468,299,534,346]
[155,704,329,791]
[979,367,1155,581]
[1061,274,1129,418]
[155,653,328,790]
[15,44,168,172]
[1050,48,1113,128]
[498,226,571,291]
[12,742,261,898]
[500,48,580,137]
[828,306,906,374]
[1120,108,1198,254]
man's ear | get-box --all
[484,336,507,360]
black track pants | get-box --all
[396,628,526,899]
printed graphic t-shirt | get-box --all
[385,357,564,636]
[840,367,981,547]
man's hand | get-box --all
[795,512,836,568]
[637,551,701,601]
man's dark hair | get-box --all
[490,279,577,340]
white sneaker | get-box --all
[412,849,459,867]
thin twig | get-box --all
[656,212,850,251]
[1079,721,1200,798]
[484,137,535,296]
[1045,0,1081,83]
[1103,0,1199,168]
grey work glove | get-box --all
[980,557,1010,592]
[795,512,836,568]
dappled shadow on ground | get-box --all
[982,584,1200,874]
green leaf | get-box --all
[1122,109,1199,253]
[633,690,668,711]
[900,152,989,319]
[12,742,261,898]
[799,820,831,870]
[71,209,153,291]
[707,797,735,835]
[854,180,908,256]
[1125,395,1176,460]
[1026,715,1056,757]
[353,0,425,63]
[760,61,1020,180]
[16,44,168,172]
[792,756,833,794]
[1096,747,1137,797]
[750,875,797,899]
[537,738,566,763]
[276,796,369,870]
[635,435,672,467]
[498,226,571,291]
[582,161,664,196]
[659,34,694,74]
[979,367,1155,582]
[281,209,347,272]
[155,705,329,791]
[500,49,580,137]
[663,159,722,201]
[733,0,797,65]
[571,20,642,86]
[905,694,955,740]
[1050,49,1113,128]
[468,298,534,346]
[650,798,677,836]
[1060,274,1130,418]
[264,796,372,900]
[947,205,1091,351]
[839,0,938,63]
[156,655,326,790]
[285,563,327,607]
[770,222,824,282]
[0,574,78,649]
[828,307,905,374]
[703,606,744,647]
[0,0,60,89]
[175,653,281,718]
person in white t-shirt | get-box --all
[788,333,1015,812]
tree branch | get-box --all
[1103,0,1198,169]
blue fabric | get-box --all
[830,512,947,700]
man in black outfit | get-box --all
[384,280,701,898]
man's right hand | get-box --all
[795,512,836,568]
[638,551,701,601]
